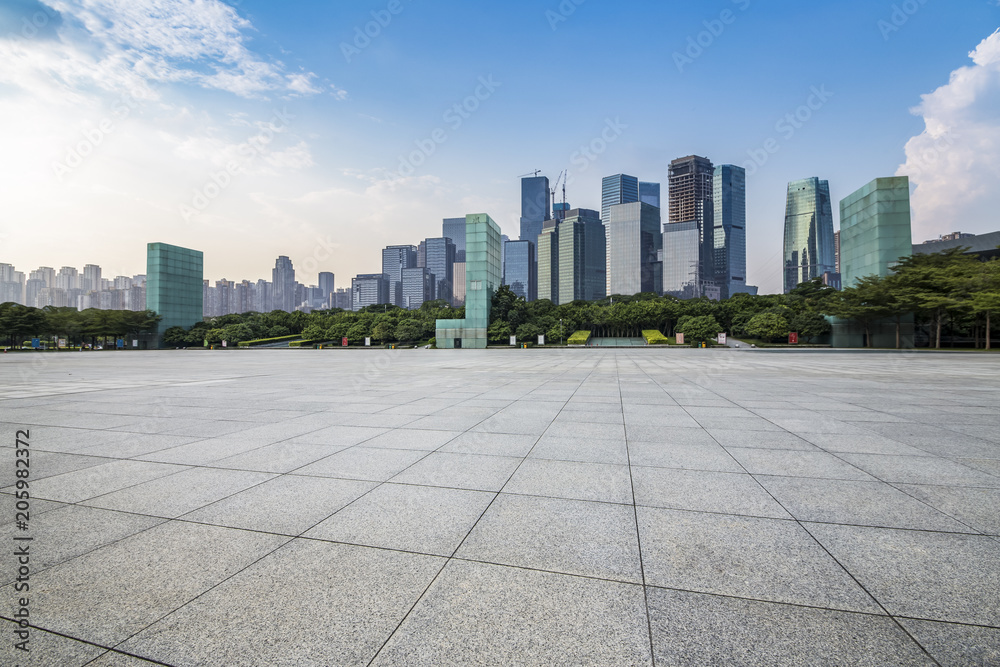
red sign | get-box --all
[342,337,349,347]
[789,332,799,344]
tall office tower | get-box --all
[839,177,912,287]
[639,182,661,208]
[663,221,702,299]
[500,235,510,270]
[82,264,102,292]
[56,266,79,291]
[783,177,836,293]
[553,202,571,222]
[401,267,434,309]
[601,174,639,223]
[538,210,606,305]
[271,256,296,312]
[669,155,715,286]
[452,263,466,306]
[318,272,335,303]
[443,218,467,262]
[606,202,662,296]
[834,231,841,274]
[712,165,748,300]
[436,214,502,349]
[147,243,203,346]
[382,245,417,307]
[424,237,456,306]
[503,240,536,301]
[519,175,551,243]
[331,288,352,310]
[416,241,426,268]
[351,273,390,311]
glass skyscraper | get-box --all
[423,237,456,306]
[442,217,467,262]
[639,181,661,208]
[662,221,701,299]
[146,242,203,346]
[401,267,434,309]
[381,245,417,307]
[601,174,639,224]
[351,273,389,311]
[783,177,836,293]
[839,176,912,287]
[538,209,605,305]
[436,214,502,349]
[606,202,661,296]
[271,256,296,312]
[503,240,536,301]
[713,164,748,299]
[668,155,715,286]
[519,176,550,244]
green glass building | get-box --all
[839,176,912,287]
[147,243,204,347]
[538,209,606,305]
[436,214,501,349]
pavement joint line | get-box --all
[0,618,177,666]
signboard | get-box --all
[789,332,799,345]
[132,340,138,348]
[365,337,371,347]
[58,338,67,349]
[676,333,685,345]
[510,335,517,346]
[116,339,124,349]
[31,338,40,349]
[538,334,545,346]
[342,337,349,347]
[717,333,727,345]
[222,340,227,348]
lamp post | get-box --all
[560,318,563,346]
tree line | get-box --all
[0,305,160,348]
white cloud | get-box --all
[0,0,320,103]
[898,29,1000,240]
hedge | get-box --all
[567,330,591,345]
[237,334,300,348]
[642,330,671,345]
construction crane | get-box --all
[518,170,542,179]
[550,170,567,218]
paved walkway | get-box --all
[1,349,998,665]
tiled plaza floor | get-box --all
[1,348,998,666]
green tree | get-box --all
[788,311,831,343]
[745,313,790,343]
[487,320,512,344]
[677,315,722,345]
[395,319,426,343]
[827,275,894,348]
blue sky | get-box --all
[2,0,999,294]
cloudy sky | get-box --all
[1,0,998,294]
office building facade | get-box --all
[424,237,457,306]
[401,267,434,309]
[839,176,913,287]
[503,239,536,302]
[712,164,748,299]
[351,273,389,311]
[669,155,715,286]
[601,174,639,224]
[606,202,661,296]
[382,245,417,307]
[271,256,296,311]
[639,181,661,208]
[538,209,606,305]
[443,217,468,262]
[436,214,502,349]
[663,221,701,299]
[146,243,203,346]
[519,176,550,244]
[783,177,836,292]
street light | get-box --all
[560,318,563,346]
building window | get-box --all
[471,280,483,291]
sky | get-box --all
[1,0,999,295]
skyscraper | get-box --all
[668,156,715,286]
[538,209,606,305]
[382,245,417,307]
[146,243,203,346]
[663,221,701,299]
[713,164,748,300]
[519,175,550,243]
[82,264,102,292]
[436,214,502,349]
[601,174,639,224]
[351,274,389,311]
[503,240,536,301]
[639,182,661,208]
[443,218,467,262]
[606,202,661,296]
[783,177,836,293]
[424,237,457,306]
[271,256,296,311]
[401,267,434,309]
[318,272,335,304]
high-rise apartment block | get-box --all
[146,243,203,346]
[606,202,661,296]
[783,177,836,292]
[436,214,502,349]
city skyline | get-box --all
[1,2,999,294]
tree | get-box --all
[745,313,789,342]
[788,311,831,343]
[395,319,425,343]
[677,315,722,345]
[487,320,512,344]
[515,322,543,343]
[372,320,396,343]
[827,275,893,348]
